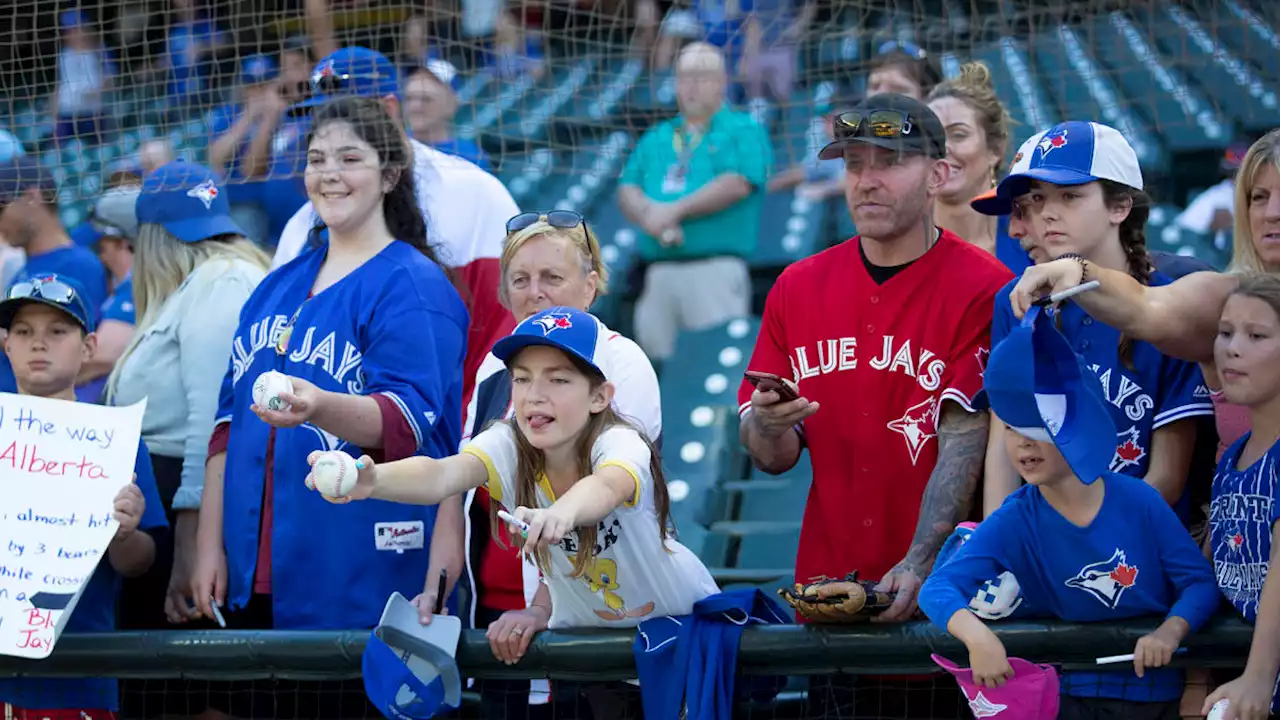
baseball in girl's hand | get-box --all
[1207,699,1229,720]
[252,370,294,412]
[309,451,359,498]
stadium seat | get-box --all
[735,525,801,571]
[1087,13,1229,153]
[753,191,827,271]
[1140,5,1280,134]
[1189,0,1280,82]
[1034,23,1169,174]
[971,40,1059,154]
[663,404,739,531]
[661,317,761,418]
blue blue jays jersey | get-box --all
[919,473,1221,702]
[992,270,1214,519]
[1210,433,1280,712]
[216,240,469,629]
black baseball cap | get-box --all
[818,93,946,161]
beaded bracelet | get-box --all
[1054,252,1089,284]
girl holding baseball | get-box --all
[306,305,719,635]
[186,96,469,720]
[1200,273,1280,720]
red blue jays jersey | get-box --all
[992,270,1214,520]
[736,231,1012,586]
[920,473,1221,702]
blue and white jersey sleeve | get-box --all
[919,496,1030,629]
[363,290,468,460]
[1152,353,1214,429]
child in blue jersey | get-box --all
[306,305,718,639]
[0,273,166,720]
[1202,274,1280,720]
[919,303,1220,720]
[986,121,1214,522]
[185,96,469,720]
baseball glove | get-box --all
[778,571,897,623]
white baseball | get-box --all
[252,370,294,412]
[1206,699,1229,720]
[311,451,359,498]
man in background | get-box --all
[617,42,770,367]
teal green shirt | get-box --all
[619,107,772,262]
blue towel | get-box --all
[633,589,791,720]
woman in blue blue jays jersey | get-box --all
[1203,273,1280,720]
[187,96,469,719]
[986,121,1214,523]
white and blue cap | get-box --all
[981,305,1117,485]
[136,161,244,243]
[491,306,606,379]
[362,593,463,720]
[992,121,1143,207]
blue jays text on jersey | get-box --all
[919,473,1220,702]
[991,270,1213,482]
[215,240,469,630]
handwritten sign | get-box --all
[0,394,146,658]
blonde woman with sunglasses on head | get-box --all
[416,210,660,717]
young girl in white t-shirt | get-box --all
[304,306,719,633]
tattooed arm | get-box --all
[874,402,990,623]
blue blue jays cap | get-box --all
[363,593,462,720]
[241,54,278,85]
[0,155,53,205]
[136,161,243,243]
[982,305,1117,485]
[0,273,95,333]
[993,121,1143,205]
[491,306,605,378]
[293,47,401,113]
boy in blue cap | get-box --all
[918,304,1220,720]
[0,273,167,720]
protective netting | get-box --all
[0,0,1273,247]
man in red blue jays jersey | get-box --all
[738,93,1013,718]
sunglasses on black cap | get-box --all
[506,210,586,235]
[833,109,917,141]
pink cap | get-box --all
[931,653,1059,719]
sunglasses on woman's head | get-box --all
[506,210,585,235]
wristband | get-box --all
[1054,252,1089,284]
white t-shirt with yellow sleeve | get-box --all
[462,422,720,629]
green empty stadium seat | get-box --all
[1141,6,1279,134]
[736,477,812,523]
[1034,24,1168,174]
[753,190,828,270]
[736,525,801,570]
[1088,14,1229,152]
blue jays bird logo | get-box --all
[533,312,573,335]
[187,179,218,210]
[311,59,335,87]
[1066,548,1139,609]
[1038,129,1069,157]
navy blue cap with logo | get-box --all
[981,305,1117,485]
[292,47,402,113]
[136,160,245,243]
[491,306,605,378]
[0,273,96,333]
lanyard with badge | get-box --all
[663,124,705,195]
